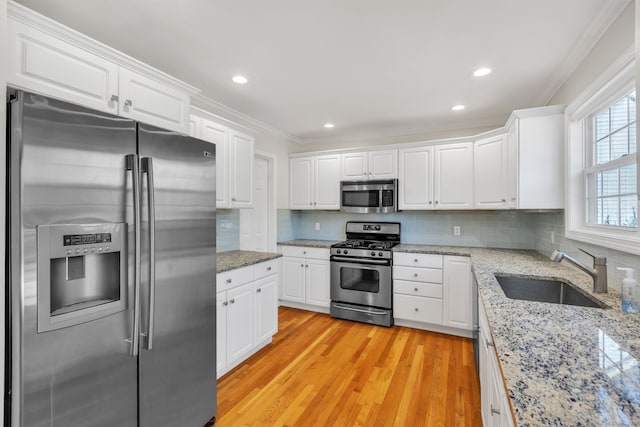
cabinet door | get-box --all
[341,152,368,180]
[442,256,472,330]
[118,67,190,133]
[314,154,341,209]
[305,259,330,307]
[255,275,279,343]
[229,130,254,208]
[281,257,306,303]
[434,143,474,209]
[216,292,228,375]
[290,157,314,209]
[8,20,119,115]
[398,146,433,209]
[474,135,508,209]
[506,121,519,208]
[226,282,255,367]
[200,119,229,208]
[189,115,200,138]
[369,150,398,179]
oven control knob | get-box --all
[371,251,376,256]
[337,249,341,254]
[343,250,348,255]
[378,252,383,256]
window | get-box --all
[585,90,637,228]
[566,51,639,255]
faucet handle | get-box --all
[579,248,606,265]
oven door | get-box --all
[330,256,392,309]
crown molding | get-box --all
[7,1,200,95]
[538,0,632,106]
[191,93,303,144]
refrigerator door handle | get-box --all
[141,157,156,351]
[126,154,141,357]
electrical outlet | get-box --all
[315,222,321,231]
[551,230,556,245]
[454,226,461,236]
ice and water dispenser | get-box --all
[37,223,126,332]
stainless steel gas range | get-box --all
[329,221,400,327]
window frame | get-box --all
[565,50,639,255]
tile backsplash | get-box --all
[217,209,240,252]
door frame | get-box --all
[239,150,277,252]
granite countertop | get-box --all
[394,244,640,426]
[216,250,282,273]
[277,239,339,249]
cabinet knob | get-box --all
[305,264,309,268]
[414,307,419,312]
[223,301,228,306]
[435,201,439,204]
[490,405,500,416]
[303,251,306,254]
[414,259,418,262]
[414,273,418,277]
[501,199,506,203]
[511,197,516,201]
[226,278,232,283]
[232,197,236,202]
[230,298,235,304]
[300,264,304,267]
[124,99,132,107]
[309,202,313,206]
[428,201,432,205]
[486,340,494,347]
[110,95,119,102]
[267,266,272,271]
[414,287,418,292]
[314,202,317,205]
[257,288,262,293]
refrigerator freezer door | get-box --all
[137,124,217,426]
[9,92,138,426]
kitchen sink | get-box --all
[495,275,606,308]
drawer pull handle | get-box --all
[486,340,494,347]
[226,278,232,284]
[124,99,133,107]
[110,94,119,102]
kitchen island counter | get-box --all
[394,245,640,426]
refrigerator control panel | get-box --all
[63,233,112,246]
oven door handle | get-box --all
[332,256,389,265]
[333,303,388,316]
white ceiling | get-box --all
[14,0,629,144]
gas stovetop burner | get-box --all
[337,240,398,250]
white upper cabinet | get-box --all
[341,150,397,180]
[506,106,564,209]
[399,146,434,209]
[7,8,195,134]
[290,154,340,210]
[434,142,474,209]
[474,134,508,209]
[191,113,253,208]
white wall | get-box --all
[1,0,8,423]
[549,1,635,105]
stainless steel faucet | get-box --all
[550,249,607,293]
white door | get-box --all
[341,152,368,180]
[226,282,255,366]
[305,259,330,307]
[369,150,397,179]
[314,154,341,209]
[216,292,227,375]
[474,135,507,209]
[255,275,279,343]
[434,143,474,209]
[290,157,314,209]
[442,256,472,330]
[399,146,433,209]
[281,257,306,303]
[240,156,270,250]
[229,131,255,208]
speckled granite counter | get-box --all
[394,244,640,426]
[277,239,339,249]
[216,250,282,273]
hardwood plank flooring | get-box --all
[216,307,482,426]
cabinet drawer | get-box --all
[279,245,329,260]
[394,294,442,324]
[393,252,443,268]
[217,265,254,292]
[393,266,442,283]
[394,279,442,298]
[254,259,280,280]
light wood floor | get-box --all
[216,307,482,426]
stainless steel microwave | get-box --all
[340,179,398,213]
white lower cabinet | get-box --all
[216,259,279,378]
[393,252,472,336]
[479,296,515,427]
[279,246,331,312]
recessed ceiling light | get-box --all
[232,75,248,84]
[452,105,465,111]
[473,67,492,77]
[324,123,335,128]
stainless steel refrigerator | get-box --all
[6,91,217,426]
